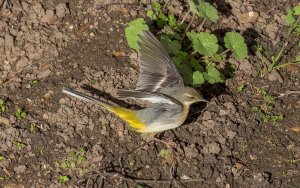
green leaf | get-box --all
[160,35,181,55]
[187,31,219,57]
[125,18,149,50]
[196,2,219,22]
[192,71,205,86]
[168,15,177,27]
[224,32,248,60]
[187,0,200,15]
[203,65,224,84]
[175,63,193,85]
[146,10,156,20]
[293,5,300,15]
[189,58,204,71]
[285,8,296,25]
[152,1,161,13]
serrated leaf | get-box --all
[146,10,156,20]
[203,65,224,84]
[168,15,177,27]
[189,58,204,71]
[192,71,205,86]
[187,0,201,15]
[125,18,149,50]
[196,2,219,22]
[293,5,300,15]
[187,31,219,57]
[285,8,296,25]
[176,64,193,85]
[224,32,248,60]
[160,35,181,55]
[152,1,161,13]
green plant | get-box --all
[0,155,5,162]
[125,0,248,87]
[15,108,27,120]
[13,141,27,149]
[60,147,87,169]
[0,99,6,112]
[30,80,38,86]
[251,88,283,124]
[129,159,136,167]
[159,149,169,158]
[58,175,70,184]
[257,5,300,75]
[30,123,36,133]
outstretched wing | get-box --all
[136,31,184,92]
[116,89,182,106]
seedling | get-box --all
[129,159,136,167]
[159,149,169,158]
[0,99,6,112]
[0,155,5,162]
[30,80,38,87]
[251,88,283,124]
[15,108,27,120]
[60,147,87,169]
[58,175,70,184]
[125,1,248,87]
[30,123,36,133]
[239,143,248,154]
[13,141,27,149]
[236,84,245,93]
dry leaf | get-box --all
[290,126,300,132]
[286,64,299,73]
[112,50,125,57]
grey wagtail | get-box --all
[63,31,208,133]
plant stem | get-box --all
[219,49,230,57]
[180,12,195,42]
[180,10,191,25]
[196,19,206,32]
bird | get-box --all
[63,30,208,134]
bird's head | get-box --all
[173,87,208,105]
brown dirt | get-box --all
[0,0,300,187]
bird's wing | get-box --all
[135,31,184,92]
[116,89,182,106]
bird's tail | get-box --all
[62,88,147,131]
[62,88,115,110]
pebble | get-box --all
[56,3,69,18]
[227,130,237,139]
[37,69,51,79]
[203,142,221,154]
[4,33,14,49]
[14,165,27,174]
[0,116,10,125]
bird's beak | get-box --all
[200,99,209,103]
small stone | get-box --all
[249,154,257,160]
[238,11,259,24]
[37,69,51,79]
[15,57,29,72]
[56,3,69,18]
[0,116,10,125]
[14,165,27,174]
[41,10,56,25]
[42,113,49,120]
[203,120,215,129]
[203,142,221,154]
[59,98,66,104]
[202,111,212,120]
[227,130,237,139]
[130,10,137,17]
[4,33,14,49]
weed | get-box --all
[30,80,38,87]
[252,88,283,124]
[0,155,5,162]
[286,159,297,165]
[236,84,245,93]
[58,175,70,184]
[159,149,169,158]
[129,159,136,167]
[239,143,248,154]
[13,141,27,149]
[60,147,87,170]
[15,108,27,120]
[0,99,7,113]
[125,0,248,87]
[30,123,36,133]
[257,5,300,76]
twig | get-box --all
[180,10,191,25]
[119,157,128,188]
[180,13,196,42]
[278,91,300,97]
[84,171,205,184]
[196,19,206,32]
